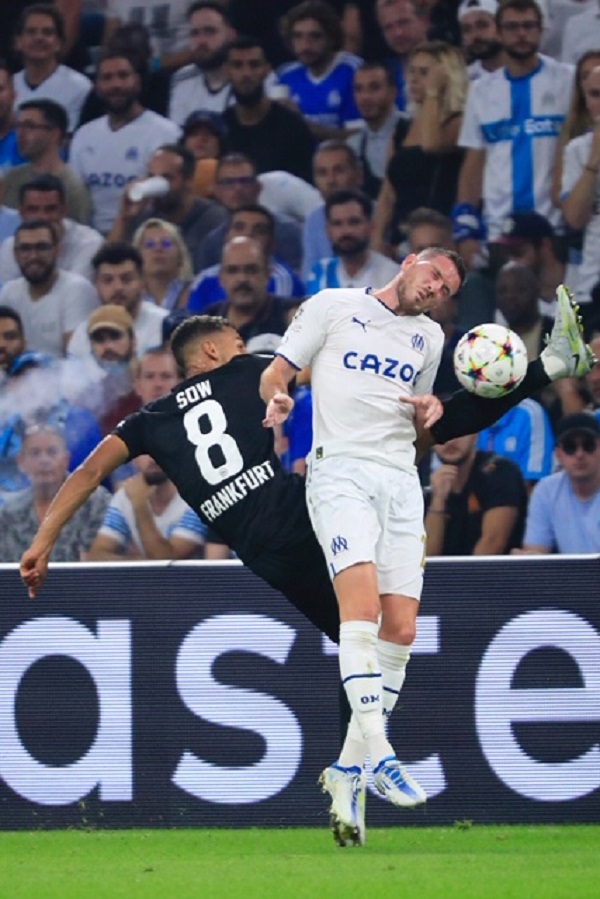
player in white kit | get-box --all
[260,247,465,843]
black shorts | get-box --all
[248,531,339,643]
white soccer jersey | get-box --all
[562,132,600,305]
[277,288,444,469]
[169,67,232,126]
[68,111,181,233]
[13,65,92,132]
[459,55,574,237]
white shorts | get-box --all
[306,455,425,599]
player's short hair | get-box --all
[19,173,66,206]
[18,99,68,137]
[282,1,344,53]
[417,247,466,289]
[0,306,24,334]
[17,4,66,43]
[170,315,238,370]
[325,188,373,220]
[92,243,143,273]
[187,0,233,26]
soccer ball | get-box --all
[453,324,528,398]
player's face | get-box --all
[16,13,62,64]
[135,353,179,403]
[555,431,600,484]
[18,430,69,492]
[290,17,332,71]
[188,8,232,69]
[96,57,141,112]
[210,327,247,366]
[460,12,501,62]
[14,226,58,284]
[95,261,143,314]
[434,433,477,465]
[377,1,427,58]
[313,149,361,199]
[139,225,181,277]
[327,200,371,258]
[214,163,260,210]
[395,254,461,316]
[0,69,15,123]
[0,317,25,370]
[219,240,269,309]
[498,10,542,61]
[353,68,396,123]
[227,48,269,104]
[585,337,600,405]
[583,67,600,122]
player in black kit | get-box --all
[20,306,593,635]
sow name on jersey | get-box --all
[176,380,213,409]
[482,116,563,143]
[85,173,139,189]
[343,351,421,385]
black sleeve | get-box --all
[431,358,551,445]
[112,409,148,460]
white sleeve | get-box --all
[276,291,331,369]
[413,330,444,396]
[63,278,99,334]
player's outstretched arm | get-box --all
[260,356,298,427]
[20,435,130,598]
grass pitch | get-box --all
[2,825,598,899]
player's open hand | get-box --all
[263,393,294,427]
[20,547,49,599]
[400,393,443,429]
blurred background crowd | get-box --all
[0,0,599,564]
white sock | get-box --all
[338,640,412,769]
[338,620,394,767]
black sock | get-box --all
[431,358,551,444]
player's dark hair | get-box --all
[0,306,24,334]
[19,98,68,137]
[92,243,143,273]
[325,188,372,220]
[282,1,344,54]
[15,218,58,245]
[16,4,66,43]
[187,0,233,26]
[417,247,467,290]
[170,315,237,371]
[154,144,196,180]
[19,173,66,205]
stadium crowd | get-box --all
[0,0,600,563]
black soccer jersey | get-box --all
[113,354,311,563]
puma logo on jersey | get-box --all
[352,316,370,331]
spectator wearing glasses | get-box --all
[3,99,91,224]
[132,218,193,311]
[0,219,98,357]
[514,413,600,553]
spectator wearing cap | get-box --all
[0,421,109,562]
[458,0,505,81]
[68,243,166,362]
[490,211,565,317]
[180,110,228,199]
[0,219,98,358]
[514,413,600,553]
[86,304,141,435]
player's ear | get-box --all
[400,254,417,271]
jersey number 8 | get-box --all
[183,400,244,486]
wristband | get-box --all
[451,202,486,243]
